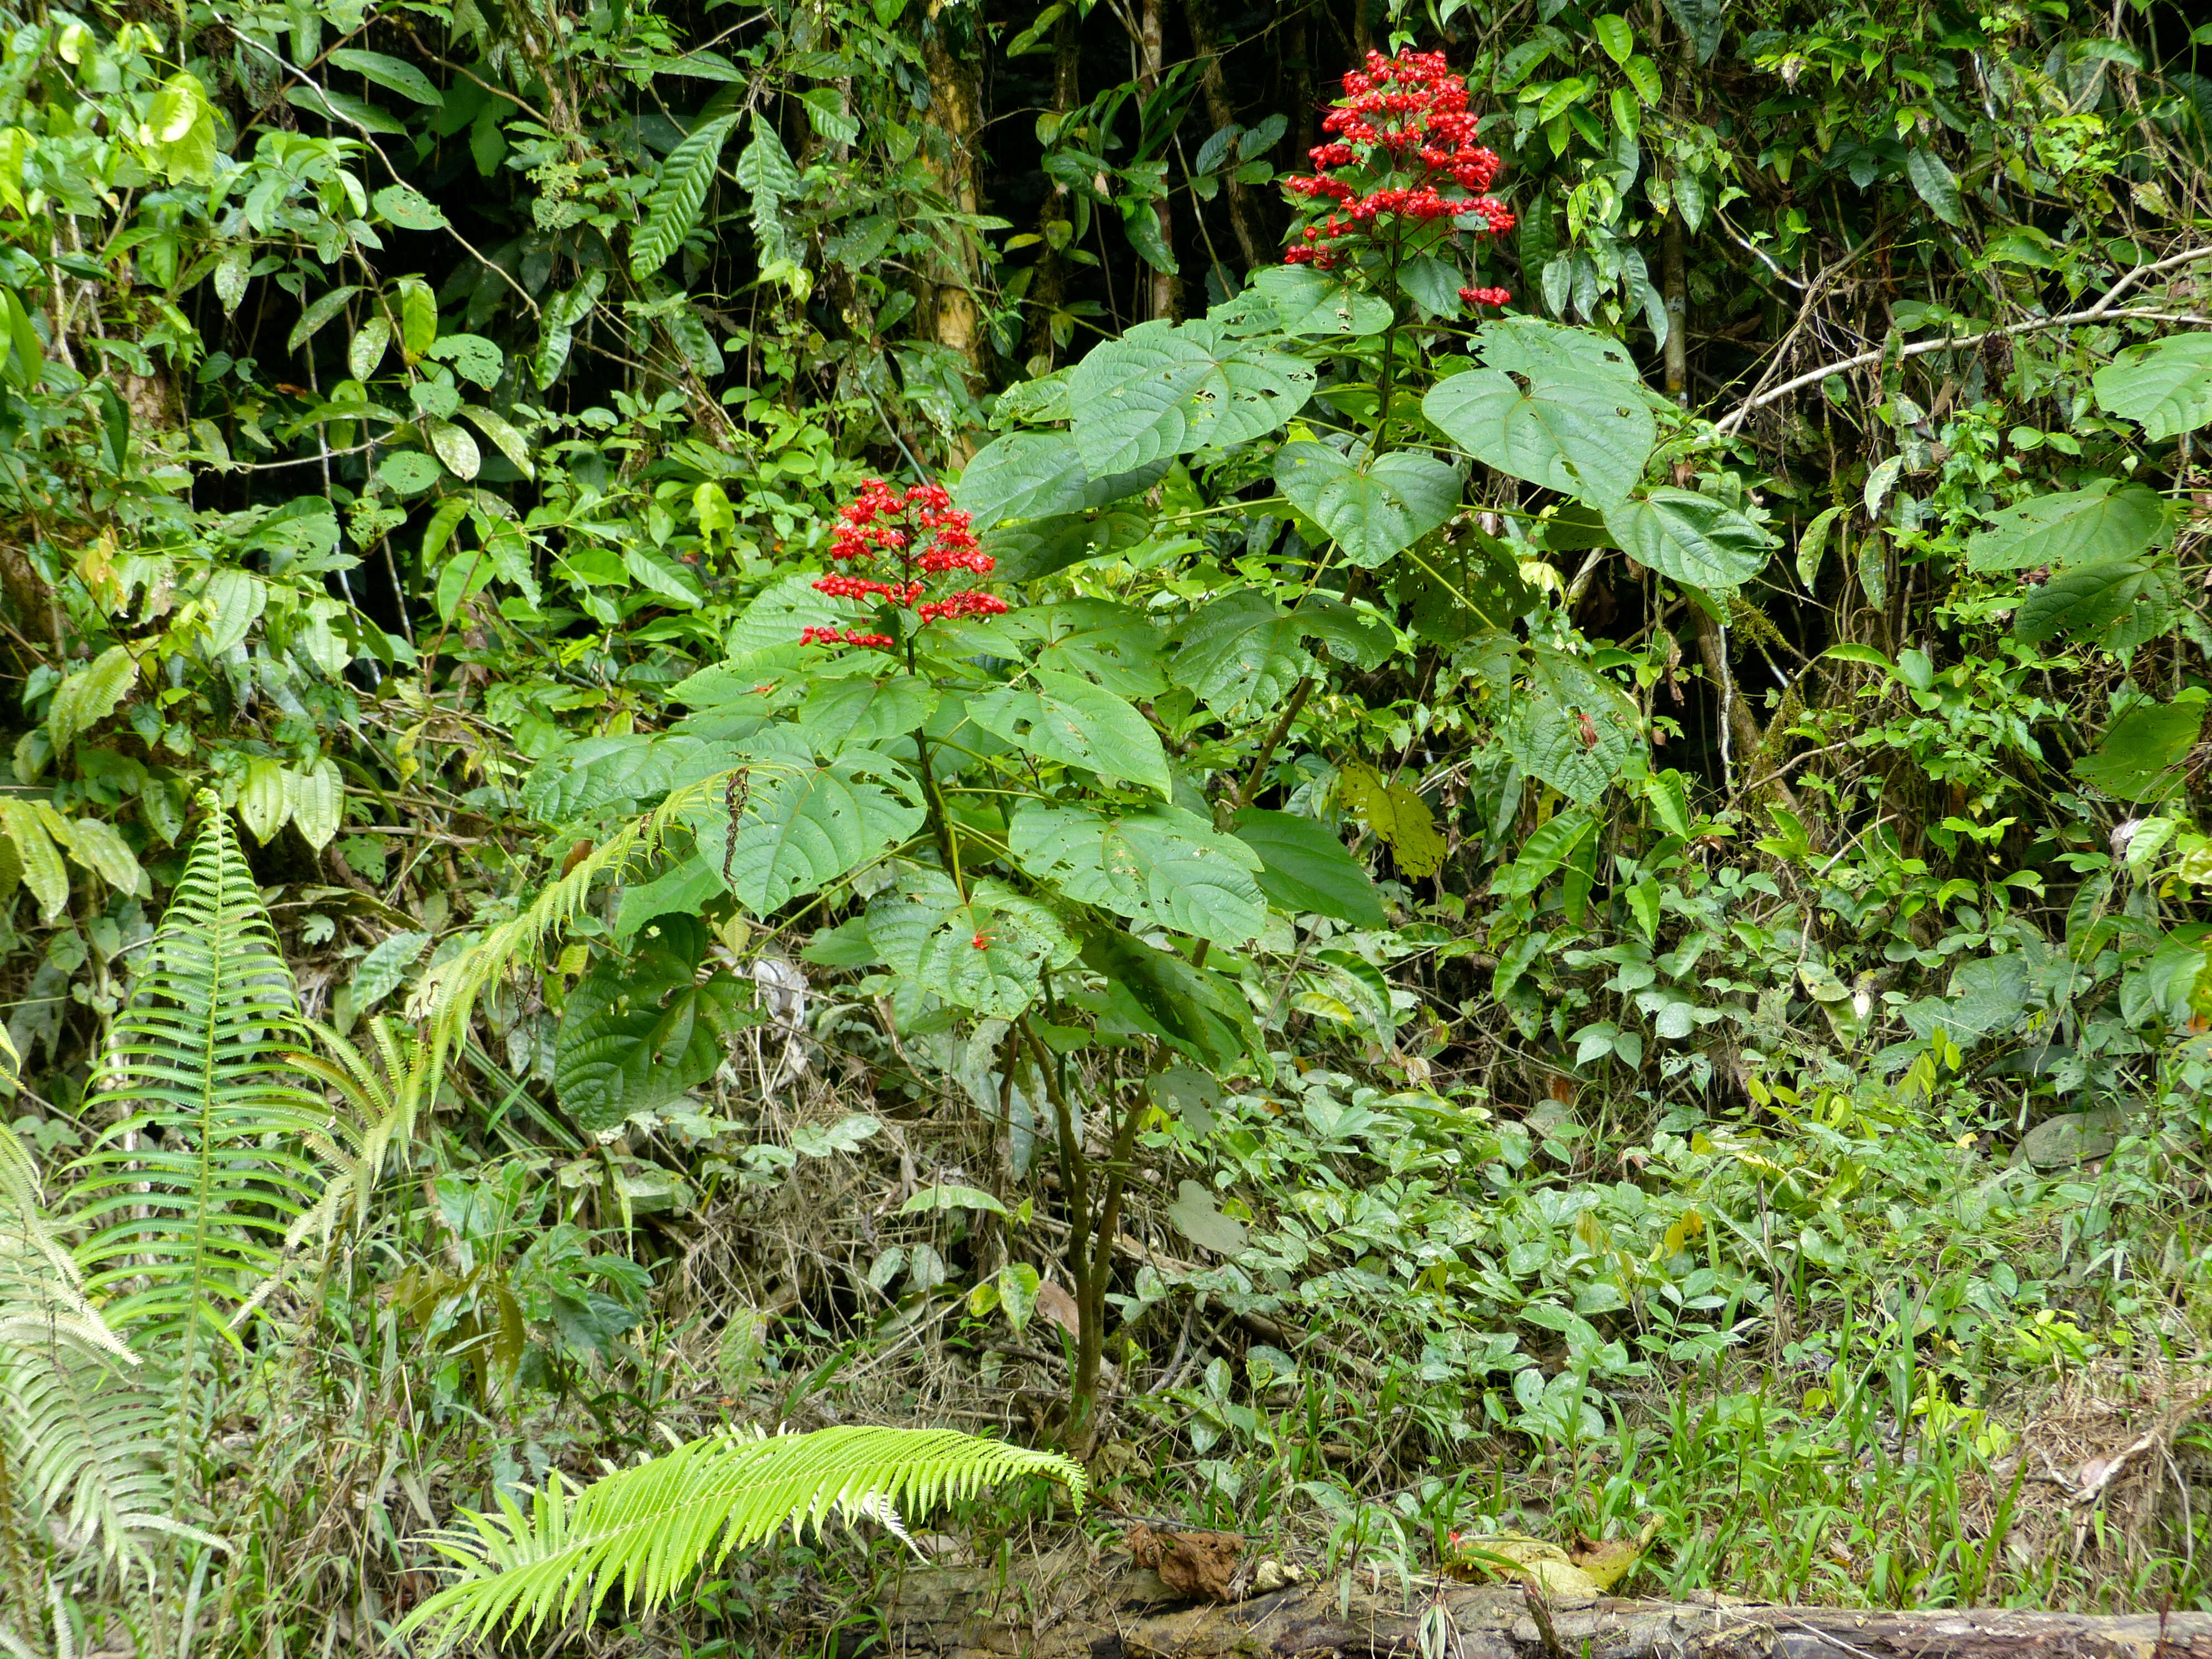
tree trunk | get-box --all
[921,0,989,397]
[1185,0,1267,276]
[888,1570,2212,1659]
[1023,6,1083,371]
[1139,0,1177,321]
[1291,8,1318,162]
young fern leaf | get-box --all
[410,765,772,1046]
[399,1425,1086,1646]
[60,792,327,1472]
[631,112,741,277]
[283,1015,436,1246]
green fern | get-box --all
[400,1425,1086,1646]
[283,1015,436,1245]
[410,766,758,1046]
[60,792,327,1463]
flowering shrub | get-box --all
[802,479,1006,650]
[1281,48,1513,307]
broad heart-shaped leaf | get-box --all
[1966,479,2170,572]
[631,112,740,277]
[555,914,747,1133]
[953,432,1168,531]
[1274,442,1462,567]
[865,870,1077,1019]
[1244,264,1394,337]
[2015,554,2175,648]
[686,743,925,915]
[1601,488,1774,591]
[1505,646,1642,805]
[1002,600,1168,696]
[2073,689,2209,803]
[1422,366,1655,508]
[796,674,940,753]
[2094,333,2212,441]
[1080,928,1261,1074]
[1168,589,1314,721]
[1230,807,1386,926]
[1475,315,1646,391]
[967,670,1170,795]
[1009,801,1266,947]
[1069,319,1314,475]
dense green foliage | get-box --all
[5,0,2212,1648]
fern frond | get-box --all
[399,1425,1086,1646]
[282,1015,436,1246]
[0,1338,175,1574]
[408,766,761,1046]
[61,794,327,1389]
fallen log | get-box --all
[886,1557,2212,1659]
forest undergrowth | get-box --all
[5,0,2212,1649]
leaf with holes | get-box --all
[555,915,747,1132]
[1274,443,1461,567]
[1245,264,1394,337]
[1423,357,1653,508]
[1969,479,2168,572]
[865,870,1076,1019]
[796,675,940,754]
[632,112,740,278]
[1069,319,1313,474]
[968,670,1170,794]
[686,748,925,915]
[2095,335,2212,440]
[1001,601,1168,697]
[1602,488,1773,591]
[2016,554,2177,650]
[1506,646,1642,805]
[1009,801,1266,947]
[1167,589,1314,721]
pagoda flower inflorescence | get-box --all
[802,479,1008,650]
[1281,48,1515,309]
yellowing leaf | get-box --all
[1337,761,1446,878]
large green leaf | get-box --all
[1601,488,1773,591]
[1422,362,1654,508]
[1477,315,1647,389]
[1505,646,1642,804]
[2093,333,2212,441]
[1229,808,1386,926]
[954,432,1168,530]
[1167,589,1314,720]
[865,870,1077,1018]
[1965,479,2170,572]
[1003,601,1169,697]
[1244,265,1394,337]
[1274,442,1462,567]
[686,744,925,914]
[555,915,747,1132]
[1009,801,1266,947]
[2015,555,2176,649]
[632,112,740,277]
[795,674,941,753]
[1068,319,1314,474]
[1079,928,1259,1072]
[967,670,1170,794]
[522,735,739,822]
[2073,689,2208,802]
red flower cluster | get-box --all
[1281,49,1513,307]
[806,479,1007,651]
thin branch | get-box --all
[1715,243,2212,434]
